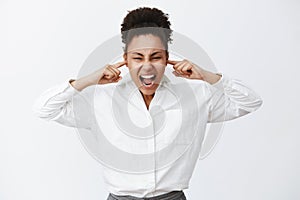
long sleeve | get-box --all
[205,73,263,123]
[32,79,92,130]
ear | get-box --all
[123,53,128,67]
[165,50,169,66]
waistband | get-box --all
[108,190,184,200]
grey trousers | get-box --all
[107,190,187,200]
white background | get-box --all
[1,0,299,199]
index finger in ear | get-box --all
[113,60,127,68]
[167,60,180,65]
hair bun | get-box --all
[121,7,171,31]
[121,7,172,51]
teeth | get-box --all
[140,75,155,79]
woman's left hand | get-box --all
[167,59,222,84]
[167,59,207,80]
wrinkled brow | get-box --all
[130,51,163,56]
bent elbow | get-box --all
[31,100,61,121]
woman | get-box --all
[33,7,263,200]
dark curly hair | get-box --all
[121,7,173,52]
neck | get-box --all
[141,92,155,110]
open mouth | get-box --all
[139,74,156,88]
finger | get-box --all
[104,67,117,79]
[112,60,127,68]
[175,62,186,74]
[182,65,192,74]
[113,76,122,82]
[103,73,113,80]
[109,66,121,76]
[171,61,181,70]
[167,60,180,65]
[172,71,180,77]
[108,66,119,79]
[103,71,113,79]
[173,71,191,79]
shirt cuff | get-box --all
[209,73,232,91]
[50,78,83,100]
[67,78,82,94]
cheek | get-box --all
[127,61,140,77]
[156,58,167,68]
[154,62,166,73]
[157,68,166,76]
[127,60,140,70]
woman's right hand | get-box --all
[96,61,127,84]
[70,60,127,91]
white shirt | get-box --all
[32,71,263,198]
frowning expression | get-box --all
[123,34,168,96]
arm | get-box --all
[204,73,263,123]
[32,78,93,129]
[32,61,127,129]
[167,59,263,123]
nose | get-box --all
[142,63,152,69]
[141,61,153,72]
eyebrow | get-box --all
[130,51,163,56]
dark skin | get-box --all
[71,34,221,110]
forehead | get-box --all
[126,34,166,53]
[128,48,165,56]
